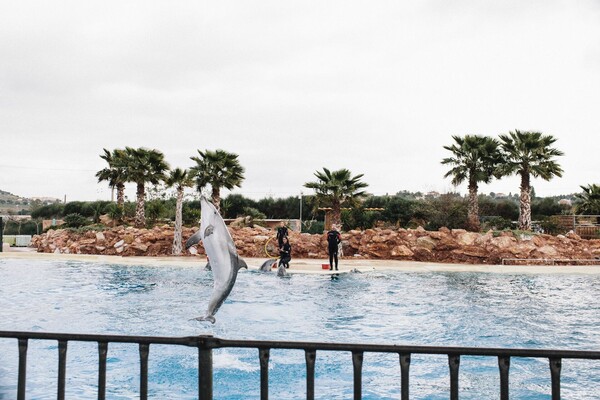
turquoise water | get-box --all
[1,259,600,399]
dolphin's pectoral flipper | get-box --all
[185,229,203,249]
[204,225,215,238]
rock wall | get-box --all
[30,225,600,265]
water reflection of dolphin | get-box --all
[185,197,247,324]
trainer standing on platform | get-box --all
[326,224,342,271]
[276,221,289,248]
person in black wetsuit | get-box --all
[279,236,292,269]
[276,222,289,248]
[326,225,342,271]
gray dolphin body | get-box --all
[276,263,288,277]
[259,258,278,272]
[185,197,246,324]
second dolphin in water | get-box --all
[185,197,247,324]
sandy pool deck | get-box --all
[3,250,600,274]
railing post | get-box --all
[352,351,363,400]
[58,340,68,400]
[305,349,316,400]
[448,354,460,400]
[399,353,410,400]
[17,338,28,400]
[550,357,561,400]
[139,343,149,400]
[498,356,510,400]
[98,342,108,400]
[259,348,270,400]
[198,337,213,400]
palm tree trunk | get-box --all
[116,183,125,209]
[331,199,341,229]
[172,186,184,255]
[467,182,480,232]
[211,187,221,214]
[519,172,531,231]
[115,183,125,223]
[135,182,146,228]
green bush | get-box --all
[31,203,65,219]
[481,216,514,231]
[182,204,201,226]
[242,207,267,220]
[63,201,86,216]
[105,203,124,222]
[63,213,90,228]
[539,216,566,235]
[145,199,168,224]
[341,208,380,230]
[123,202,136,218]
[303,220,324,234]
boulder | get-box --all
[490,236,516,249]
[96,232,106,243]
[390,245,414,257]
[416,236,437,251]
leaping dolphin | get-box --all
[185,197,247,324]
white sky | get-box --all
[1,0,599,201]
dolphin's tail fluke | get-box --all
[191,315,216,324]
[237,257,248,270]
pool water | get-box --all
[1,259,600,399]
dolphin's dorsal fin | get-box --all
[204,225,215,238]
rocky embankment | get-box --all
[30,225,600,265]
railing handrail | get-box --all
[2,329,599,400]
[2,330,600,359]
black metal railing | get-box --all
[2,330,600,399]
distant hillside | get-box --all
[0,189,59,215]
[0,190,28,214]
[0,189,25,202]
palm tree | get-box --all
[190,149,245,212]
[441,135,502,232]
[123,147,170,228]
[304,168,369,229]
[574,184,600,215]
[498,130,564,231]
[165,168,195,255]
[95,148,127,212]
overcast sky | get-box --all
[1,0,599,202]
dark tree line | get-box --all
[20,190,574,235]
